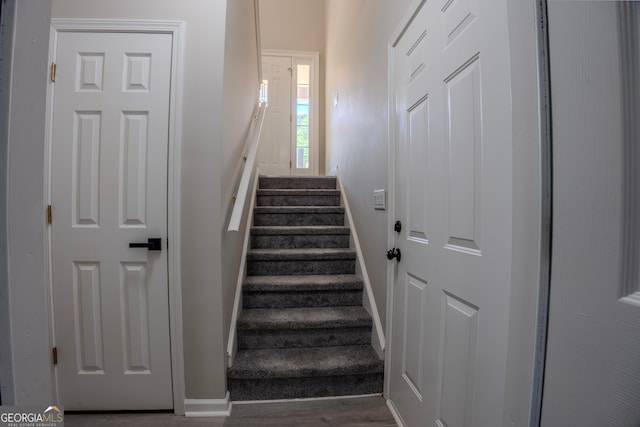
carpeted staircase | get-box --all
[227,176,384,401]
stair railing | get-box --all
[226,102,266,368]
[228,102,266,232]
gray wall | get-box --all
[324,0,413,327]
[220,0,261,369]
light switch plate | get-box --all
[374,189,386,210]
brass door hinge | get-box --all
[50,63,57,82]
[47,205,53,224]
[52,347,58,365]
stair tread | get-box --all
[254,206,344,213]
[247,248,356,260]
[251,226,350,235]
[259,176,337,190]
[257,189,341,195]
[238,306,372,330]
[228,345,383,379]
[244,274,363,291]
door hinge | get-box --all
[47,205,53,224]
[50,63,57,82]
[290,160,292,169]
[52,347,58,365]
[290,114,292,123]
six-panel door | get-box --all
[51,31,173,410]
[389,0,515,425]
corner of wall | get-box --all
[0,0,17,405]
[5,0,54,406]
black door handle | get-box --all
[386,247,401,261]
[129,238,162,251]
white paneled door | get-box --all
[258,55,293,176]
[389,0,514,425]
[50,31,173,410]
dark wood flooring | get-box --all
[64,396,398,426]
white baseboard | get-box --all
[184,392,232,417]
[386,398,406,427]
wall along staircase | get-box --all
[227,176,384,401]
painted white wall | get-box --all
[7,1,52,405]
[259,0,326,172]
[324,0,413,327]
[220,0,260,362]
[0,0,16,405]
[4,0,54,406]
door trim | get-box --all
[530,1,553,425]
[262,49,320,176]
[45,19,186,414]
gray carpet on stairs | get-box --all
[228,176,383,401]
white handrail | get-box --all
[227,170,260,367]
[228,102,266,232]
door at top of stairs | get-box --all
[258,53,318,176]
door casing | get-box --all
[44,19,185,414]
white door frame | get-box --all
[384,0,550,424]
[262,49,320,176]
[44,19,185,414]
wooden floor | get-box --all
[64,396,398,427]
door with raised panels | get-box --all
[50,31,173,410]
[258,55,292,176]
[388,0,514,425]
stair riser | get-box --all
[228,374,383,401]
[251,234,350,249]
[257,195,340,207]
[243,290,362,308]
[247,260,355,276]
[237,327,372,349]
[254,213,344,226]
[259,177,337,190]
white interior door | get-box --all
[50,31,173,410]
[542,2,640,425]
[258,55,292,176]
[388,0,515,425]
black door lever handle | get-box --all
[129,238,162,251]
[386,247,401,261]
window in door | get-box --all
[296,64,310,169]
